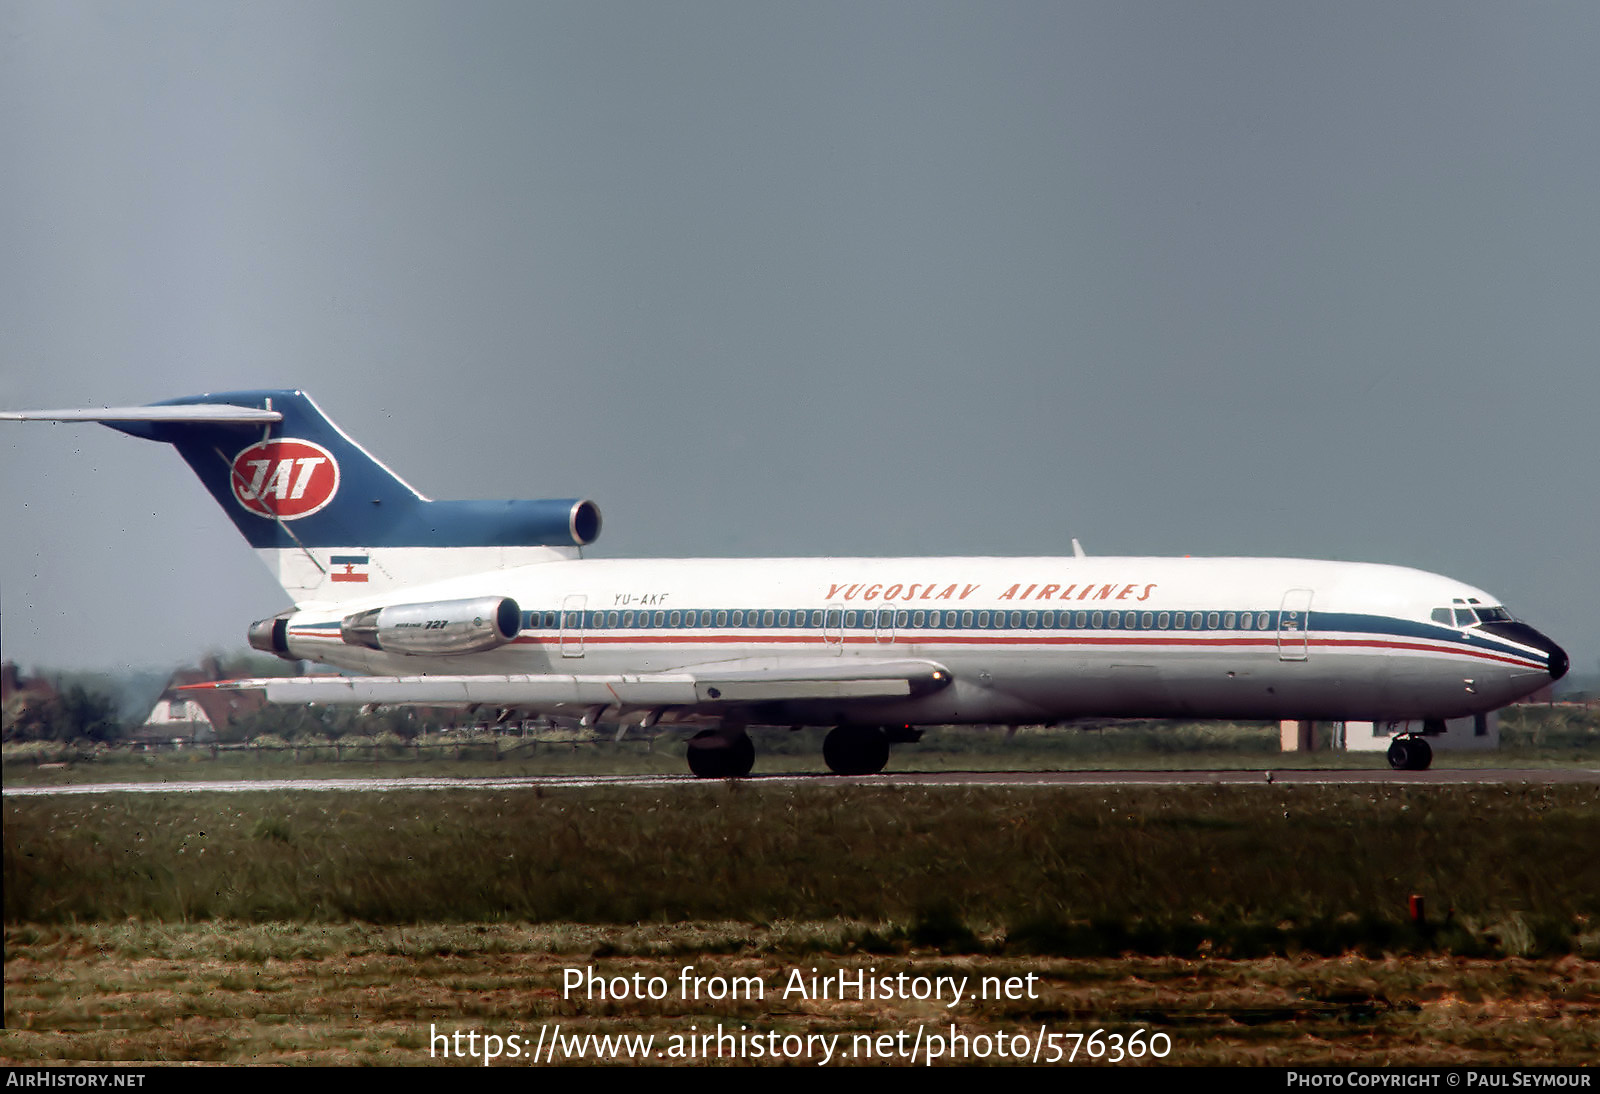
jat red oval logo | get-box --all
[229,439,340,520]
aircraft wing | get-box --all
[185,657,951,714]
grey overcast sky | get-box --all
[3,2,1597,675]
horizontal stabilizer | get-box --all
[0,405,281,424]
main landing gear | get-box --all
[823,726,890,776]
[686,729,755,779]
[682,723,915,778]
[1386,734,1433,772]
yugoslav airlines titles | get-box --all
[825,580,1158,602]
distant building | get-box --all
[136,657,268,744]
[2,662,57,705]
[1279,713,1498,752]
[1338,713,1499,753]
[135,695,218,744]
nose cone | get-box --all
[1481,621,1569,681]
[1545,635,1570,682]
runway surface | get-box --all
[6,767,1598,796]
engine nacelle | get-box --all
[340,596,521,656]
[247,614,294,660]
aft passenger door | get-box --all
[874,604,898,645]
[560,594,586,658]
[823,603,844,655]
[1277,588,1313,662]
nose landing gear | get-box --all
[1386,734,1433,772]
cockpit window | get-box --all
[1434,603,1512,627]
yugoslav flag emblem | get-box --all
[229,439,341,520]
[330,554,369,582]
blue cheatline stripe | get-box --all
[284,602,1546,669]
[478,606,1546,666]
[286,606,1548,669]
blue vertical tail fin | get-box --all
[4,390,600,603]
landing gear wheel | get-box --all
[1387,736,1433,772]
[823,726,890,776]
[686,730,755,779]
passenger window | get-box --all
[896,610,909,627]
[1223,612,1235,629]
[1207,612,1219,629]
[777,610,789,627]
[1258,613,1270,630]
[669,611,681,627]
[1141,612,1154,628]
[715,610,727,627]
[1106,611,1119,628]
[961,611,974,627]
[1025,611,1038,628]
[1174,613,1187,629]
[1157,612,1170,629]
[912,611,925,627]
[1090,611,1101,628]
[763,610,775,626]
[654,611,666,627]
[607,611,619,627]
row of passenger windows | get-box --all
[525,608,1281,632]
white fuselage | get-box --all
[278,555,1558,727]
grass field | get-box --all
[6,712,1598,1065]
[6,783,1599,945]
[5,922,1598,1065]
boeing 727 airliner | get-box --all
[4,390,1568,776]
